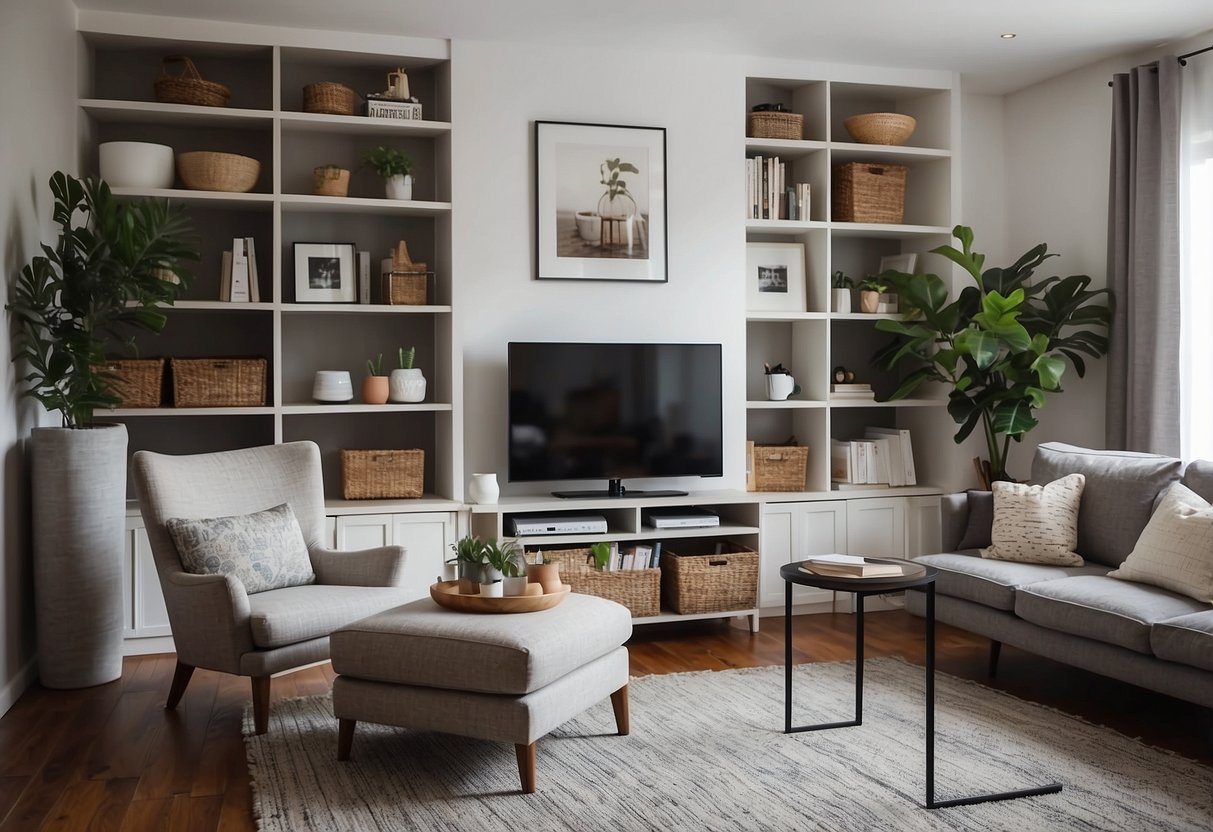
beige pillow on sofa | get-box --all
[981,474,1086,566]
[1109,483,1213,603]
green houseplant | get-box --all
[362,145,414,200]
[6,171,196,688]
[450,534,487,592]
[873,225,1113,485]
[857,276,889,314]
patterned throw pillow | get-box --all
[1109,483,1213,603]
[981,474,1086,565]
[167,502,315,594]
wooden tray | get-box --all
[429,580,571,614]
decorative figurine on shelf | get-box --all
[365,67,423,120]
[764,362,801,401]
[833,365,856,384]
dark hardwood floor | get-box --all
[1,610,1210,830]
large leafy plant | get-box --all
[7,172,197,428]
[873,226,1112,484]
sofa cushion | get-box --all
[1180,459,1213,504]
[915,552,1109,610]
[1151,611,1213,672]
[247,584,413,648]
[955,490,993,550]
[1030,443,1182,567]
[1015,575,1209,654]
[982,475,1085,565]
[1109,483,1213,603]
[330,592,633,696]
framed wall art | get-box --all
[878,252,918,275]
[535,120,667,282]
[294,242,356,303]
[745,241,806,312]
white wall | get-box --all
[0,0,79,715]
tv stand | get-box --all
[552,479,688,499]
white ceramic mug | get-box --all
[766,373,795,401]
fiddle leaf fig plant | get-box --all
[600,157,639,201]
[873,225,1112,483]
[6,172,197,428]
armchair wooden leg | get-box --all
[251,676,272,735]
[165,662,195,710]
[610,685,630,736]
[337,719,356,761]
[515,742,537,794]
[988,640,1002,678]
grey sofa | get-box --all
[906,442,1213,708]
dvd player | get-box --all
[511,515,609,536]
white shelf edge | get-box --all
[281,303,451,314]
[747,311,828,321]
[138,301,275,311]
[278,111,452,135]
[744,219,828,233]
[278,194,452,214]
[829,222,952,238]
[827,398,946,408]
[466,490,758,513]
[105,406,275,416]
[759,485,945,501]
[80,98,273,124]
[281,403,454,414]
[633,608,759,626]
[109,187,274,207]
[746,400,827,409]
[512,523,760,548]
[829,141,951,159]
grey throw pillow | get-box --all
[167,502,315,594]
[956,490,993,550]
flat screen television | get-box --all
[508,342,723,498]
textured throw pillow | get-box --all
[1109,483,1213,603]
[981,474,1086,565]
[956,490,993,550]
[167,503,315,594]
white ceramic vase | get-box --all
[389,367,426,402]
[832,288,852,314]
[479,581,503,598]
[503,576,530,597]
[468,472,500,504]
[385,174,413,200]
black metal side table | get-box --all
[781,558,1062,809]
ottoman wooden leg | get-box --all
[610,685,630,736]
[515,742,537,794]
[337,719,356,761]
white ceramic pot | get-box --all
[766,373,795,401]
[388,367,426,402]
[468,472,500,504]
[575,211,601,242]
[99,141,175,189]
[503,576,530,597]
[385,174,413,200]
[312,370,353,402]
[479,581,504,598]
[832,288,852,314]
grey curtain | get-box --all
[1106,59,1182,454]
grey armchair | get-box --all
[132,441,412,733]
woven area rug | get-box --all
[244,658,1212,831]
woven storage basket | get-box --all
[340,449,425,499]
[303,82,357,115]
[540,547,661,618]
[176,151,260,193]
[843,112,917,146]
[661,541,759,615]
[832,162,907,224]
[154,55,230,107]
[103,358,164,407]
[751,444,809,491]
[382,273,428,305]
[170,357,266,407]
[312,166,350,197]
[748,110,804,140]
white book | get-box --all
[633,545,652,570]
[229,237,250,303]
[865,427,917,485]
[358,250,371,304]
[621,551,635,571]
[869,437,892,485]
[865,428,905,486]
[245,237,260,302]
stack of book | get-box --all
[829,427,917,488]
[829,382,875,401]
[600,541,661,571]
[744,156,810,220]
[218,237,261,302]
[800,554,904,578]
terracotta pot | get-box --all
[362,375,389,404]
[526,562,561,594]
[859,289,881,313]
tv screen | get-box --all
[508,342,723,487]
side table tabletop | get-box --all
[780,557,1063,809]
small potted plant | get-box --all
[312,164,350,197]
[389,345,426,403]
[485,538,527,596]
[857,276,888,314]
[590,541,612,571]
[363,352,389,404]
[525,550,562,594]
[831,270,854,313]
[450,534,487,594]
[363,145,414,200]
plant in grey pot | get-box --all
[450,534,487,593]
[6,171,196,688]
[484,538,527,596]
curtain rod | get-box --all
[1106,47,1209,86]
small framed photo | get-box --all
[294,242,356,303]
[878,252,918,275]
[746,242,805,312]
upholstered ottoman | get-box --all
[330,592,632,793]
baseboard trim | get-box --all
[0,659,38,718]
[122,636,176,656]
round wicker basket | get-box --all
[175,151,260,193]
[843,112,917,146]
[153,56,230,108]
[303,82,357,115]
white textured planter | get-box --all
[388,367,426,402]
[478,581,504,598]
[503,576,530,597]
[32,424,127,688]
[831,288,852,314]
[99,141,175,189]
[385,174,413,200]
[468,472,500,504]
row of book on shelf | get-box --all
[830,427,917,488]
[599,541,662,572]
[745,156,811,220]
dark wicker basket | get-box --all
[662,541,759,614]
[538,547,661,618]
[103,358,164,407]
[341,449,424,499]
[154,56,230,107]
[170,357,266,407]
[832,162,908,224]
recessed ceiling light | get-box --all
[1000,33,1017,39]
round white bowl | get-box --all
[312,370,353,403]
[99,141,175,189]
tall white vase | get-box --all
[32,423,127,688]
[468,472,500,504]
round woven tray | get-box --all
[844,112,917,146]
[176,151,260,192]
[154,55,230,108]
[430,580,570,614]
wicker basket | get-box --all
[540,547,661,618]
[662,541,759,615]
[748,110,804,140]
[154,55,230,107]
[341,449,424,499]
[832,162,907,224]
[312,166,350,197]
[103,358,164,407]
[303,82,357,115]
[170,357,266,407]
[843,112,917,146]
[382,272,428,305]
[750,443,809,492]
[176,151,260,193]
